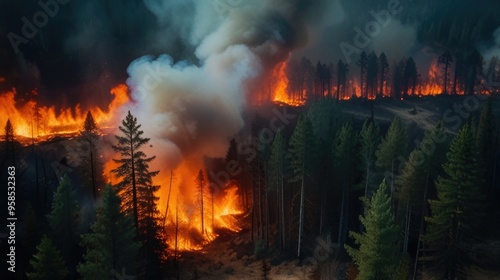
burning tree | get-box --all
[438,50,453,94]
[379,52,389,98]
[357,51,368,98]
[3,119,16,166]
[111,111,166,277]
[196,169,206,235]
[112,111,158,231]
[79,111,103,199]
[403,57,418,97]
[366,52,379,99]
[336,60,349,100]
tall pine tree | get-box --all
[111,111,166,278]
[287,114,315,257]
[27,235,68,280]
[78,185,140,279]
[112,110,158,233]
[268,129,286,250]
[4,119,16,166]
[46,174,80,279]
[376,117,408,195]
[359,119,381,197]
[395,122,447,256]
[333,122,358,245]
[79,111,103,199]
[423,123,485,279]
[345,180,400,280]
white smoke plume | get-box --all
[118,0,333,189]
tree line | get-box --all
[283,49,497,103]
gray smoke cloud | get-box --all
[123,0,334,172]
[479,26,500,64]
[294,0,417,64]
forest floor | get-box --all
[169,225,500,280]
[171,214,316,280]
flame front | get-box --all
[157,162,243,252]
[0,84,129,139]
[104,156,243,251]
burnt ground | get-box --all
[165,213,315,280]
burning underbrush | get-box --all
[160,183,244,252]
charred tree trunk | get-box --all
[201,182,205,235]
[276,179,280,250]
[338,183,346,245]
[252,177,256,242]
[212,187,215,229]
[266,186,270,247]
[130,139,139,235]
[90,147,96,199]
[403,197,411,252]
[174,202,179,268]
[258,163,263,239]
[413,169,430,280]
[163,169,173,228]
[280,170,286,250]
[297,175,305,257]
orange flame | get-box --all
[0,84,129,139]
[104,151,243,251]
[157,162,243,251]
[271,61,305,106]
[419,60,444,96]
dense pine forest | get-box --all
[2,96,499,279]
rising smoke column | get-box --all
[110,1,337,222]
[123,0,330,172]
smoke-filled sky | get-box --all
[0,0,500,101]
[0,0,329,107]
[121,0,338,167]
[0,0,500,104]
